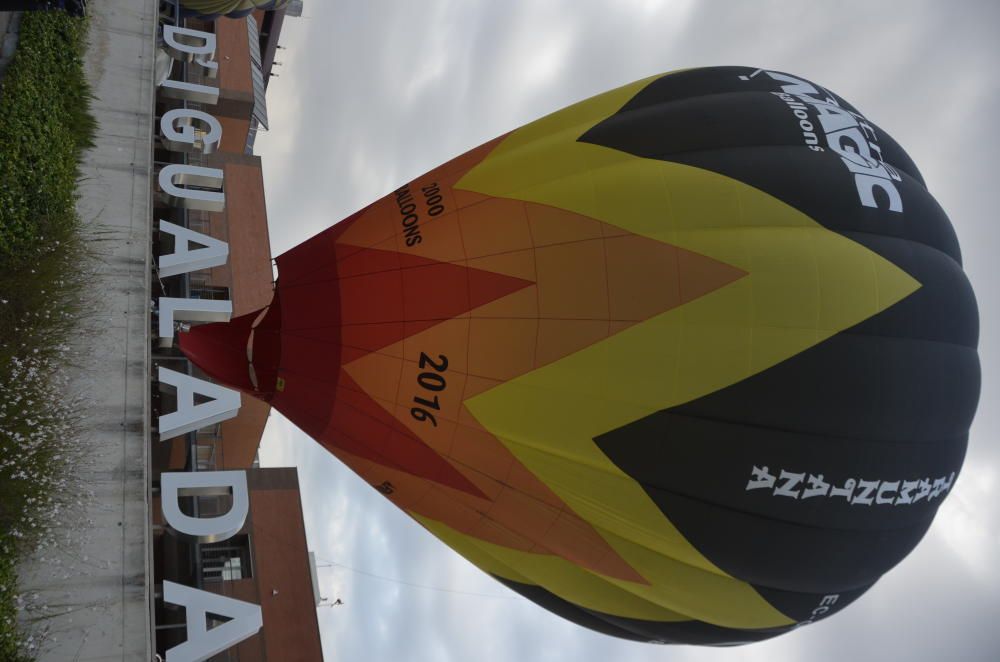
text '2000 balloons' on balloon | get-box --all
[179,66,979,645]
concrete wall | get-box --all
[216,14,253,97]
[15,2,154,660]
[220,396,272,469]
[247,471,325,661]
[219,161,276,316]
[184,468,325,661]
[218,114,252,153]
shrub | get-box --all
[0,10,93,262]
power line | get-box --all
[315,557,522,600]
[230,515,524,602]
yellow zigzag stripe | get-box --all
[442,74,920,628]
[415,513,793,627]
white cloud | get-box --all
[934,463,999,578]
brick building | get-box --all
[151,4,324,660]
[154,469,324,661]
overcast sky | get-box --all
[254,2,1000,660]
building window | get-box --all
[201,535,253,583]
[189,285,230,301]
[221,557,243,581]
[196,422,222,441]
[187,211,212,233]
[194,441,217,472]
[188,271,214,290]
[245,16,270,131]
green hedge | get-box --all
[0,10,94,263]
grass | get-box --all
[0,10,95,661]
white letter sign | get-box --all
[158,164,225,212]
[158,298,233,345]
[156,367,240,440]
[161,470,250,543]
[158,220,229,277]
[163,581,262,662]
[160,108,223,154]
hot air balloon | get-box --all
[179,0,289,20]
[179,67,980,645]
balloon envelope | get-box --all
[179,0,288,20]
[180,67,980,645]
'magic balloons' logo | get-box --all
[743,69,905,213]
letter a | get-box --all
[158,220,229,277]
[163,581,262,662]
[157,367,240,440]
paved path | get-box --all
[0,12,21,80]
[0,11,13,41]
[15,2,156,660]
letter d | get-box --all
[161,471,250,543]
